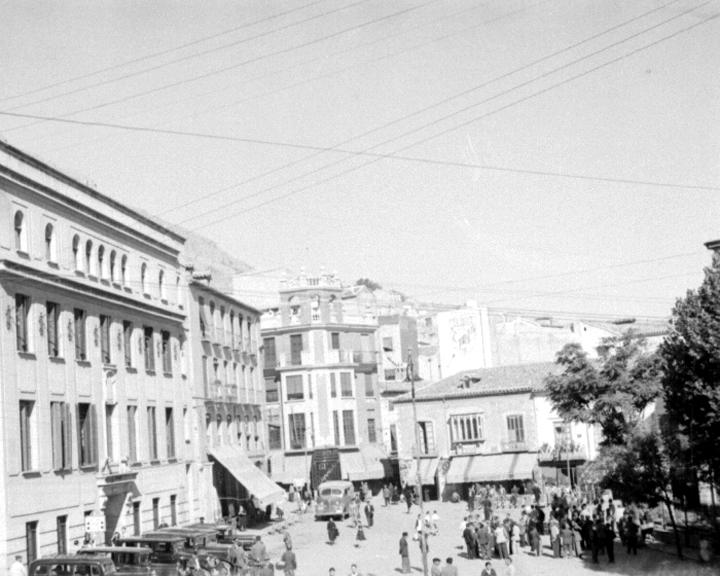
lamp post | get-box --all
[407,351,428,576]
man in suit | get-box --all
[463,523,477,559]
[440,557,458,576]
[399,532,411,574]
[476,522,491,560]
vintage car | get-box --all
[315,480,355,520]
[117,535,185,564]
[76,547,153,574]
[148,528,233,561]
[29,554,118,576]
[184,523,258,550]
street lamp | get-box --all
[406,350,428,576]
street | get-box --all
[266,497,719,576]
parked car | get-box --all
[315,480,355,520]
[76,546,153,574]
[29,554,118,576]
[117,535,185,564]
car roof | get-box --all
[120,535,185,543]
[77,546,153,554]
[318,481,353,488]
[32,556,114,563]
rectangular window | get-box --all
[340,372,353,397]
[26,521,38,564]
[128,405,138,462]
[266,379,279,403]
[288,413,306,449]
[333,411,340,446]
[290,334,303,365]
[342,410,356,446]
[74,308,87,361]
[263,337,276,368]
[19,400,35,471]
[152,498,160,529]
[507,415,525,443]
[364,374,374,396]
[123,321,133,367]
[77,403,98,466]
[100,315,111,364]
[202,356,208,388]
[165,407,175,459]
[450,413,485,443]
[47,301,60,357]
[106,404,115,462]
[382,337,393,351]
[16,294,30,352]
[162,331,172,374]
[143,327,155,372]
[148,407,158,460]
[418,421,435,454]
[390,424,398,453]
[286,375,304,400]
[384,369,396,381]
[331,332,340,350]
[268,419,282,450]
[367,418,377,443]
[308,374,313,399]
[330,373,337,398]
[133,502,141,536]
[51,402,72,470]
[57,515,68,555]
[170,495,177,526]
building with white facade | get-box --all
[0,140,200,566]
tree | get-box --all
[545,334,663,446]
[599,424,684,559]
[355,278,382,291]
[661,250,720,486]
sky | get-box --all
[1,0,719,321]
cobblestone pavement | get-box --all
[261,497,720,576]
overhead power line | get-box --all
[0,0,331,105]
[185,4,718,230]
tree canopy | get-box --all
[661,250,720,482]
[545,334,662,446]
[355,278,382,291]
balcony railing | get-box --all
[538,442,587,462]
[501,440,529,453]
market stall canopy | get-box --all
[208,445,284,507]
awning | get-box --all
[340,450,366,481]
[268,453,310,485]
[208,445,285,507]
[445,453,538,484]
[403,457,439,486]
[360,444,392,480]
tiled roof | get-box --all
[393,362,563,403]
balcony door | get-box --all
[290,334,303,365]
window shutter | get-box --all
[51,403,61,469]
[76,404,83,465]
[89,404,98,464]
[64,403,73,469]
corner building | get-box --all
[261,271,390,487]
[0,142,198,564]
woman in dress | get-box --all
[327,518,339,545]
[355,522,366,547]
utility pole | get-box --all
[407,350,428,576]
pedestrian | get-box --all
[348,563,362,576]
[440,557,458,576]
[228,539,248,573]
[399,532,411,574]
[365,501,374,527]
[510,521,520,555]
[469,485,476,511]
[432,510,440,534]
[431,557,442,576]
[572,519,584,559]
[355,522,366,547]
[283,529,292,550]
[626,515,639,555]
[327,518,339,545]
[250,535,267,564]
[529,524,541,557]
[404,486,414,513]
[561,523,573,558]
[480,561,496,576]
[494,522,509,559]
[281,544,297,576]
[9,556,26,576]
[591,521,600,564]
[418,531,430,556]
[463,522,477,559]
[383,484,391,507]
[476,522,491,560]
[605,522,616,563]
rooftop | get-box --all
[393,362,563,403]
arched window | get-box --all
[109,251,117,283]
[85,240,93,275]
[121,255,128,286]
[45,223,56,262]
[159,270,166,300]
[13,211,25,252]
[72,235,81,270]
[229,311,235,347]
[97,245,105,278]
[141,263,148,294]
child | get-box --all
[355,523,366,547]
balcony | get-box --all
[501,440,529,453]
[538,442,587,465]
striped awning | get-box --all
[445,452,537,484]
